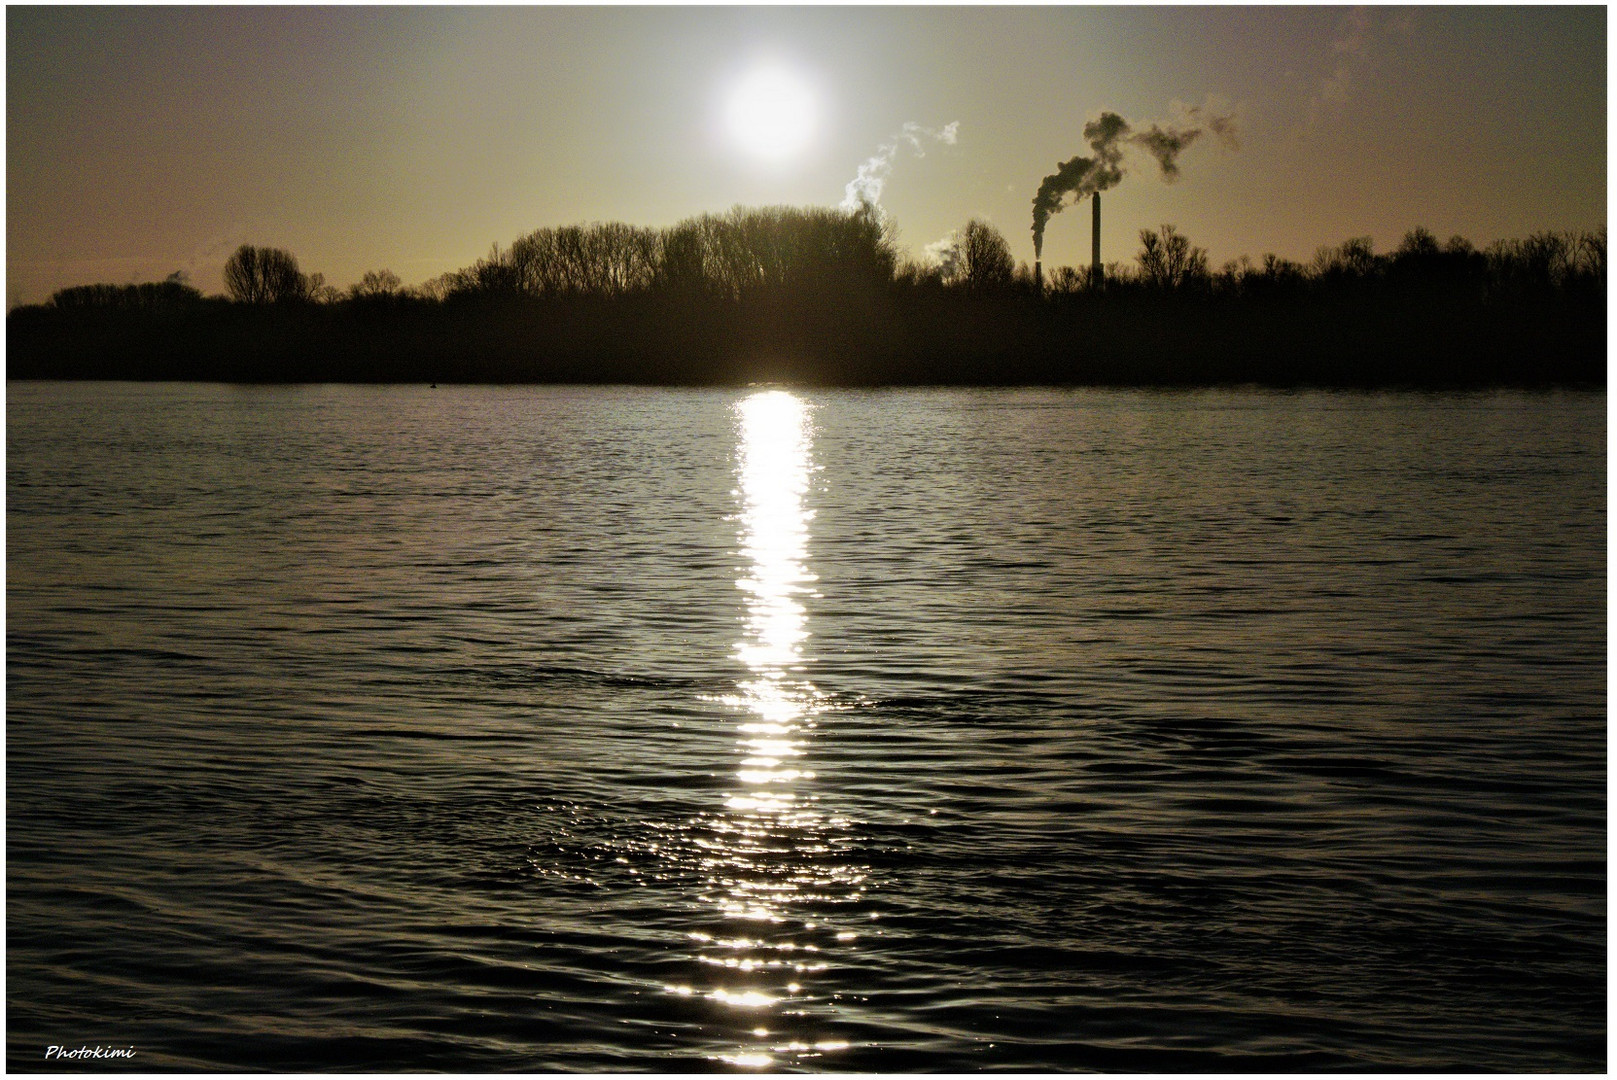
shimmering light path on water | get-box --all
[681,390,860,1068]
[7,384,1605,1071]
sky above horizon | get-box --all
[7,5,1608,305]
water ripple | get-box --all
[7,384,1604,1071]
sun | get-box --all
[724,64,818,163]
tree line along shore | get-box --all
[7,206,1605,387]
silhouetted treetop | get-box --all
[948,219,1015,292]
[49,279,203,312]
[7,206,1602,390]
[1137,224,1209,291]
[435,205,898,303]
[350,269,402,300]
[224,245,310,304]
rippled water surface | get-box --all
[8,383,1605,1071]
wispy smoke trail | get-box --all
[183,225,254,286]
[841,121,959,212]
[1301,7,1413,134]
[1306,6,1371,132]
[1030,101,1236,259]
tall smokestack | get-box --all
[1091,192,1103,288]
[1030,102,1235,284]
[1035,260,1042,290]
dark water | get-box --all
[8,382,1605,1072]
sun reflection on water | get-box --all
[669,389,864,1068]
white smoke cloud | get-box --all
[841,121,960,212]
[921,232,957,265]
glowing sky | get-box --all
[6,6,1606,305]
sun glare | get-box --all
[725,65,818,162]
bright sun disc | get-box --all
[725,66,816,162]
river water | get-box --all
[7,383,1605,1071]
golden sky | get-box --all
[7,5,1606,305]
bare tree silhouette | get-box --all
[947,219,1014,292]
[1137,224,1209,290]
[223,245,309,304]
[350,270,402,300]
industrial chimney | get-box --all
[1091,192,1103,288]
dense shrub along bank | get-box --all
[7,208,1605,387]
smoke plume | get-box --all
[842,121,960,212]
[1030,103,1236,259]
[1301,8,1412,135]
